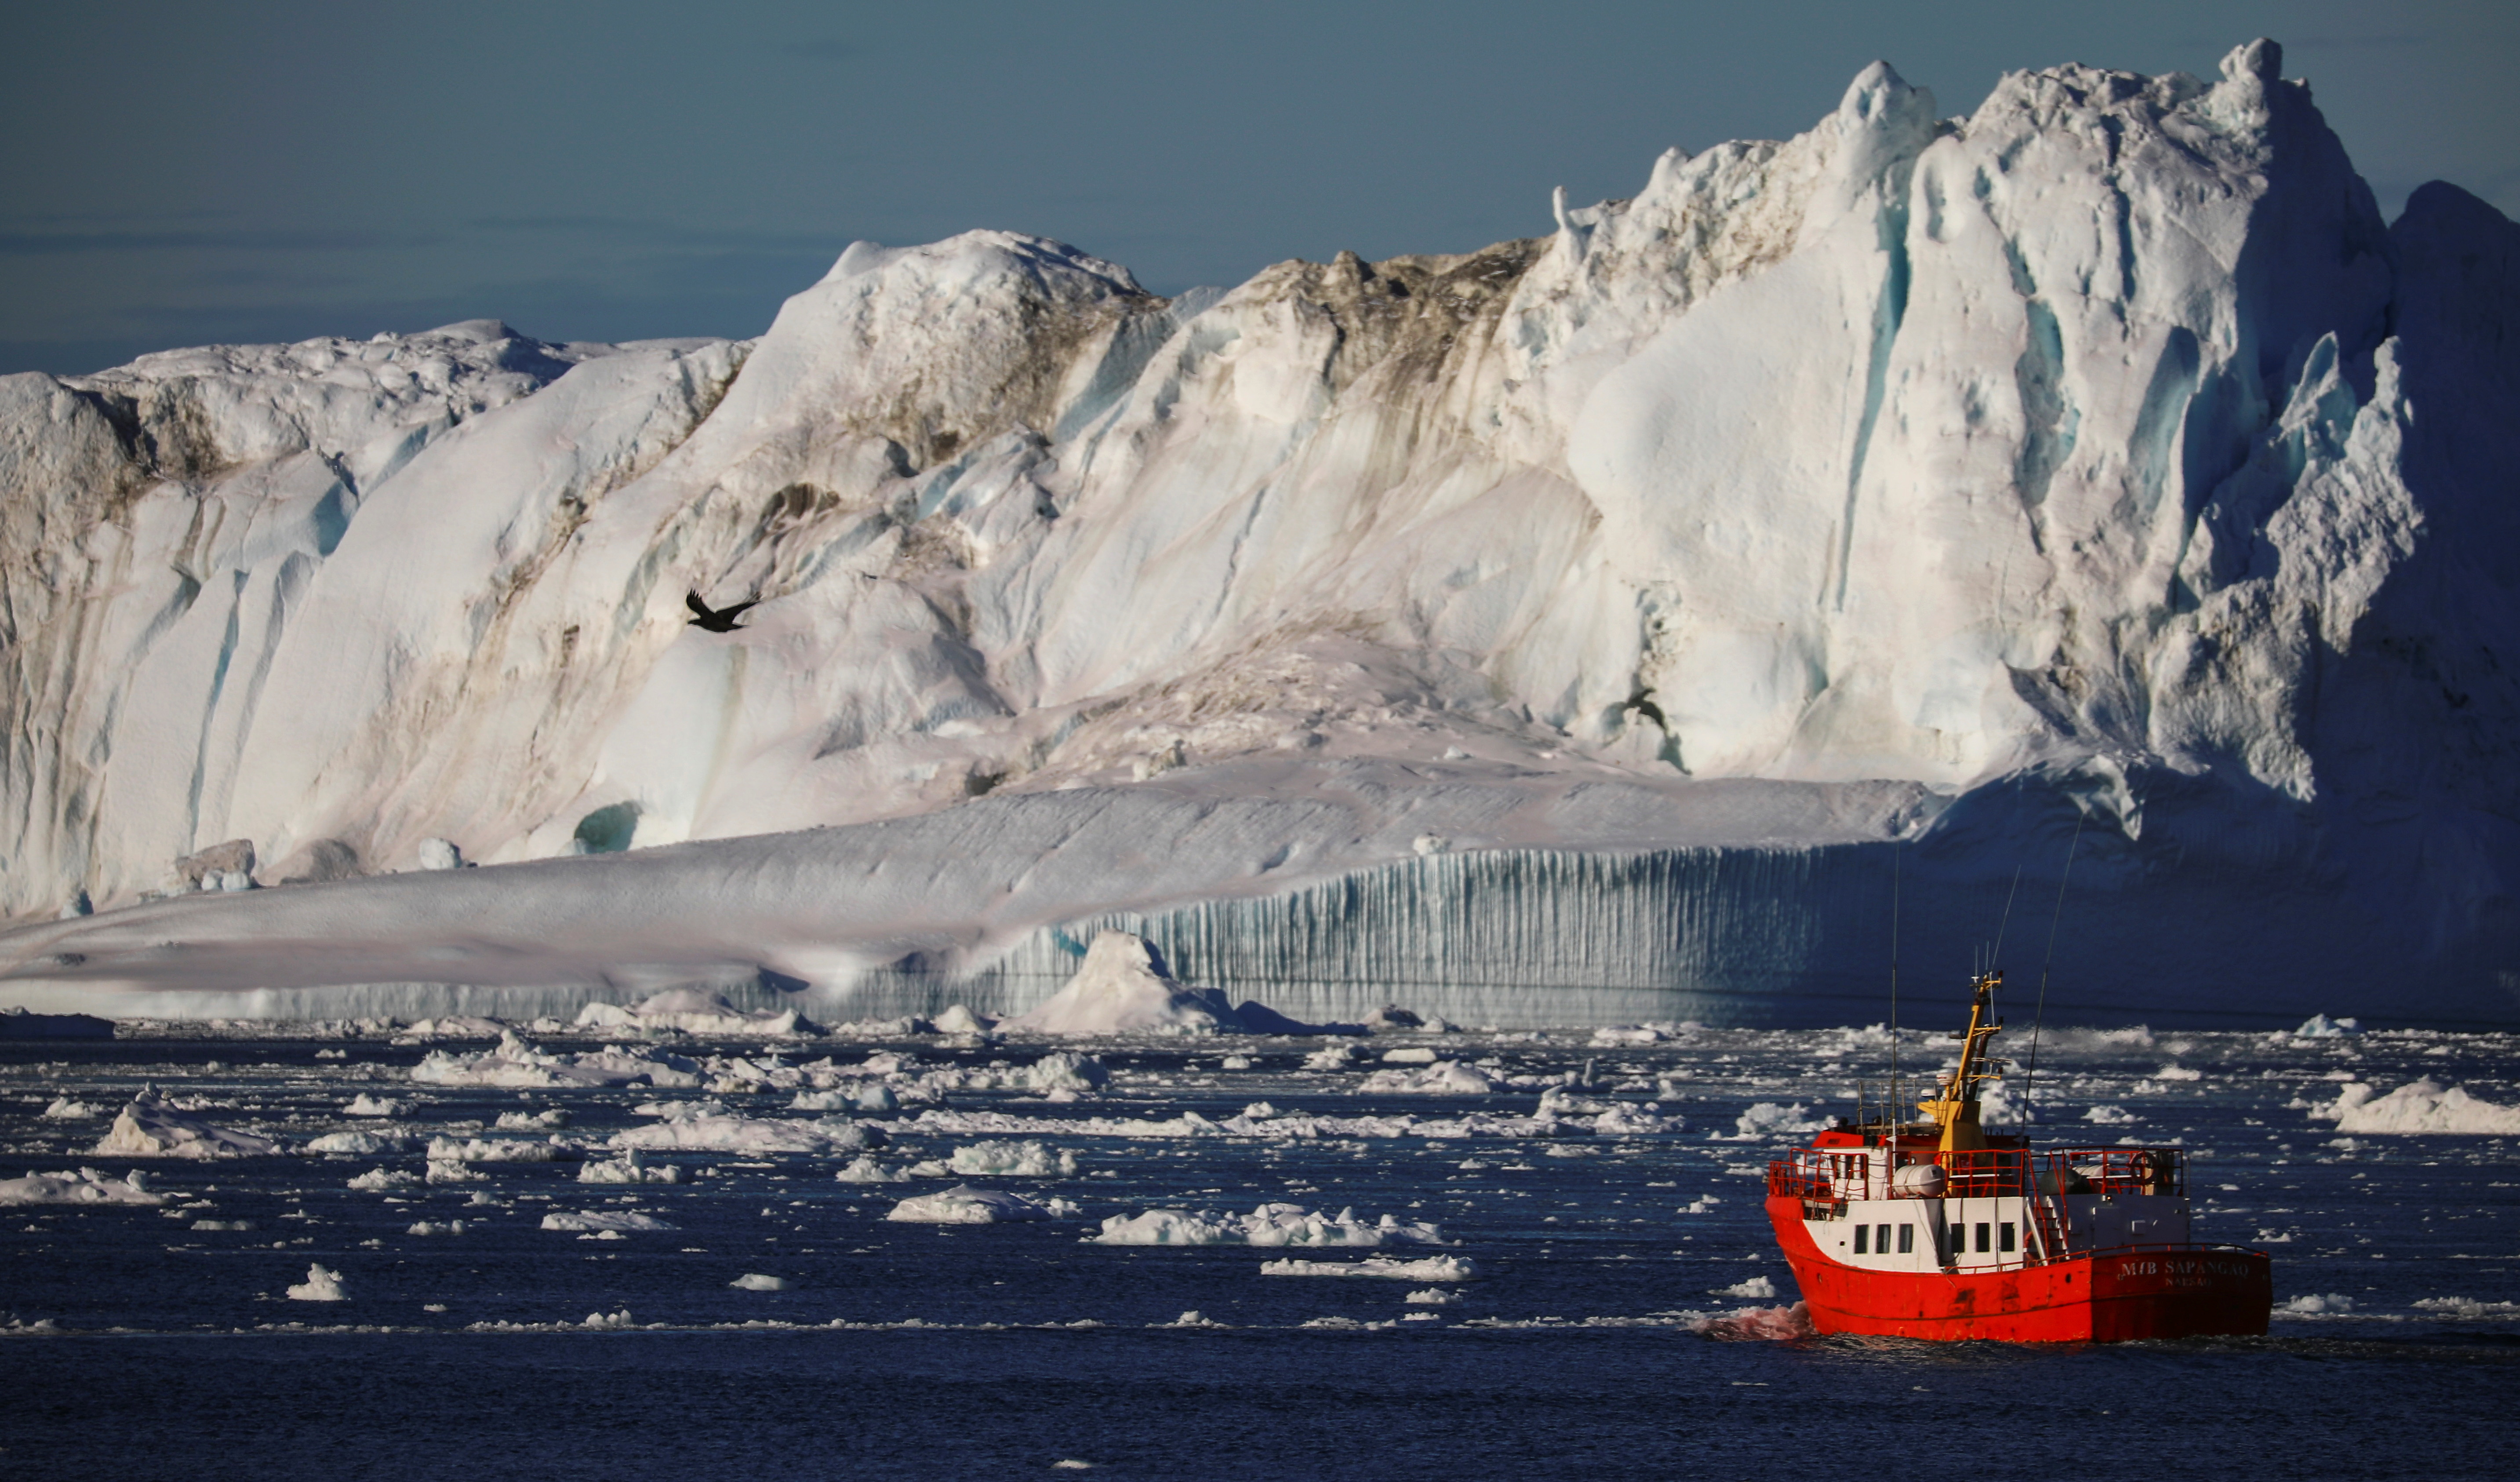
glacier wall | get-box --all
[2,39,2517,1023]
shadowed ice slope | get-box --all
[3,41,2516,1024]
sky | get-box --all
[2,0,2512,376]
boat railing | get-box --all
[1765,1144,2185,1205]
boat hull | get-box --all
[1765,1195,2271,1342]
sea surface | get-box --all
[3,1017,2513,1479]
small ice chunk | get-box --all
[1354,1061,1499,1095]
[884,1185,1078,1223]
[730,1273,788,1291]
[1731,1102,1825,1138]
[834,1156,911,1184]
[2292,1014,2362,1039]
[286,1264,349,1301]
[2083,1105,2138,1125]
[540,1210,675,1232]
[1714,1275,1778,1300]
[348,1167,421,1191]
[2280,1293,2356,1315]
[1404,1287,1462,1305]
[342,1095,406,1117]
[406,1220,467,1235]
[39,1097,101,1120]
[945,1140,1078,1177]
[1259,1255,1476,1280]
[305,1131,402,1155]
[931,1004,996,1035]
[415,837,465,870]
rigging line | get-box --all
[1989,863,2025,969]
[2021,811,2086,1129]
[1888,841,1901,1132]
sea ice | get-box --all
[0,1168,162,1206]
[2316,1080,2520,1135]
[578,1151,685,1184]
[730,1273,788,1291]
[998,932,1246,1035]
[347,1167,421,1190]
[342,1095,407,1117]
[286,1264,348,1301]
[573,989,811,1037]
[944,1140,1079,1177]
[91,1091,278,1158]
[2280,1293,2356,1315]
[1353,1061,1502,1095]
[611,1114,880,1154]
[1404,1287,1462,1304]
[1092,1203,1444,1247]
[884,1186,1078,1223]
[834,1156,911,1183]
[1714,1276,1779,1300]
[1258,1255,1476,1280]
[40,1097,100,1119]
[1729,1103,1825,1139]
[411,1032,702,1089]
[540,1210,676,1232]
[426,1136,563,1162]
[305,1131,403,1155]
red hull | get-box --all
[1766,1194,2271,1342]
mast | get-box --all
[1919,969,2008,1151]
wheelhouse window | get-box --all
[1876,1223,1891,1253]
[1897,1224,1914,1254]
[2000,1221,2017,1252]
[1975,1222,1992,1253]
[1855,1225,1870,1254]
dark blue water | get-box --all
[4,1023,2514,1478]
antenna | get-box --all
[2020,811,2086,1131]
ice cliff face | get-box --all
[4,41,2516,1023]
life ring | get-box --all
[2125,1151,2158,1185]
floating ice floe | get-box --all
[1353,1061,1502,1095]
[2280,1293,2356,1315]
[2083,1105,2138,1125]
[2293,1015,2364,1039]
[411,1031,702,1089]
[611,1111,881,1154]
[931,1005,996,1035]
[1092,1203,1444,1248]
[495,1108,570,1130]
[540,1210,676,1232]
[942,1140,1078,1177]
[1404,1287,1462,1305]
[342,1095,407,1117]
[305,1131,405,1155]
[347,1166,421,1190]
[578,1150,685,1184]
[427,1136,564,1162]
[789,1084,900,1113]
[731,1273,788,1291]
[1713,1276,1779,1300]
[884,1185,1080,1223]
[1259,1255,1476,1280]
[915,1051,1110,1095]
[406,1220,466,1235]
[573,989,814,1037]
[0,1167,162,1206]
[833,1155,911,1184]
[39,1097,101,1120]
[1727,1102,1825,1140]
[286,1264,349,1301]
[2414,1296,2520,1319]
[91,1090,278,1158]
[2314,1079,2520,1135]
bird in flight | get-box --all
[684,591,760,633]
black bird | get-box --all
[685,591,760,633]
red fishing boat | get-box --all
[1764,969,2271,1341]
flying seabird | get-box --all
[684,591,760,633]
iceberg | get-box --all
[91,1091,278,1158]
[3,40,2516,1029]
